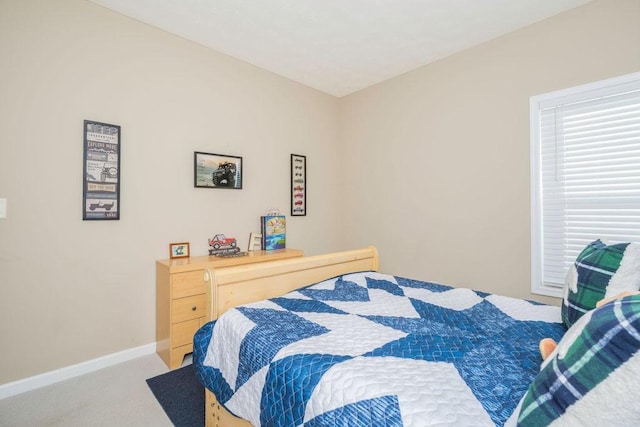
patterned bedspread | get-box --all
[193,272,565,426]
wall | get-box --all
[0,0,341,384]
[339,0,640,303]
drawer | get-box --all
[171,318,201,348]
[171,270,207,299]
[172,294,207,323]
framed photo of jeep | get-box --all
[194,152,243,189]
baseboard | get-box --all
[0,342,157,400]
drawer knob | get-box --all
[192,306,197,311]
[203,271,209,281]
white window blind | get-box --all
[531,72,640,297]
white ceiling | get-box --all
[88,0,593,97]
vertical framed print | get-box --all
[291,154,306,216]
[83,120,121,220]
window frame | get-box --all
[530,72,640,297]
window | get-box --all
[530,72,640,297]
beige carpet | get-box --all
[0,353,176,426]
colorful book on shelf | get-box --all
[260,215,286,250]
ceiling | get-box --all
[88,0,593,97]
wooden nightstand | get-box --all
[155,249,303,369]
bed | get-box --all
[192,246,574,426]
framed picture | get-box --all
[169,242,190,259]
[194,152,243,189]
[83,120,121,220]
[291,154,306,216]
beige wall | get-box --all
[0,0,341,384]
[339,0,640,303]
[1,0,638,386]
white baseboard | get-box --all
[0,342,157,400]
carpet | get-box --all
[146,364,204,427]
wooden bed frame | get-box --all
[203,246,379,427]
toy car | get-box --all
[209,234,237,250]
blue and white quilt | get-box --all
[193,272,565,426]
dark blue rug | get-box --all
[146,364,204,427]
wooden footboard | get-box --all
[203,246,379,426]
[206,388,251,427]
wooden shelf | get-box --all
[157,248,304,272]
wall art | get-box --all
[194,151,243,189]
[83,120,121,220]
[291,154,306,216]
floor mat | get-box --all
[146,364,204,427]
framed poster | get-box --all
[291,154,306,216]
[83,120,121,220]
[194,152,243,189]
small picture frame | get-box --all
[169,242,190,259]
[291,154,306,216]
[194,152,243,189]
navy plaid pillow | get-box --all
[561,240,639,328]
[516,294,640,426]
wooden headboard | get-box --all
[206,246,379,320]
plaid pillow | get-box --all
[561,240,640,328]
[515,294,640,426]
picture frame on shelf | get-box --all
[169,242,190,259]
[194,151,243,189]
[291,154,306,216]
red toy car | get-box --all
[209,234,237,250]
